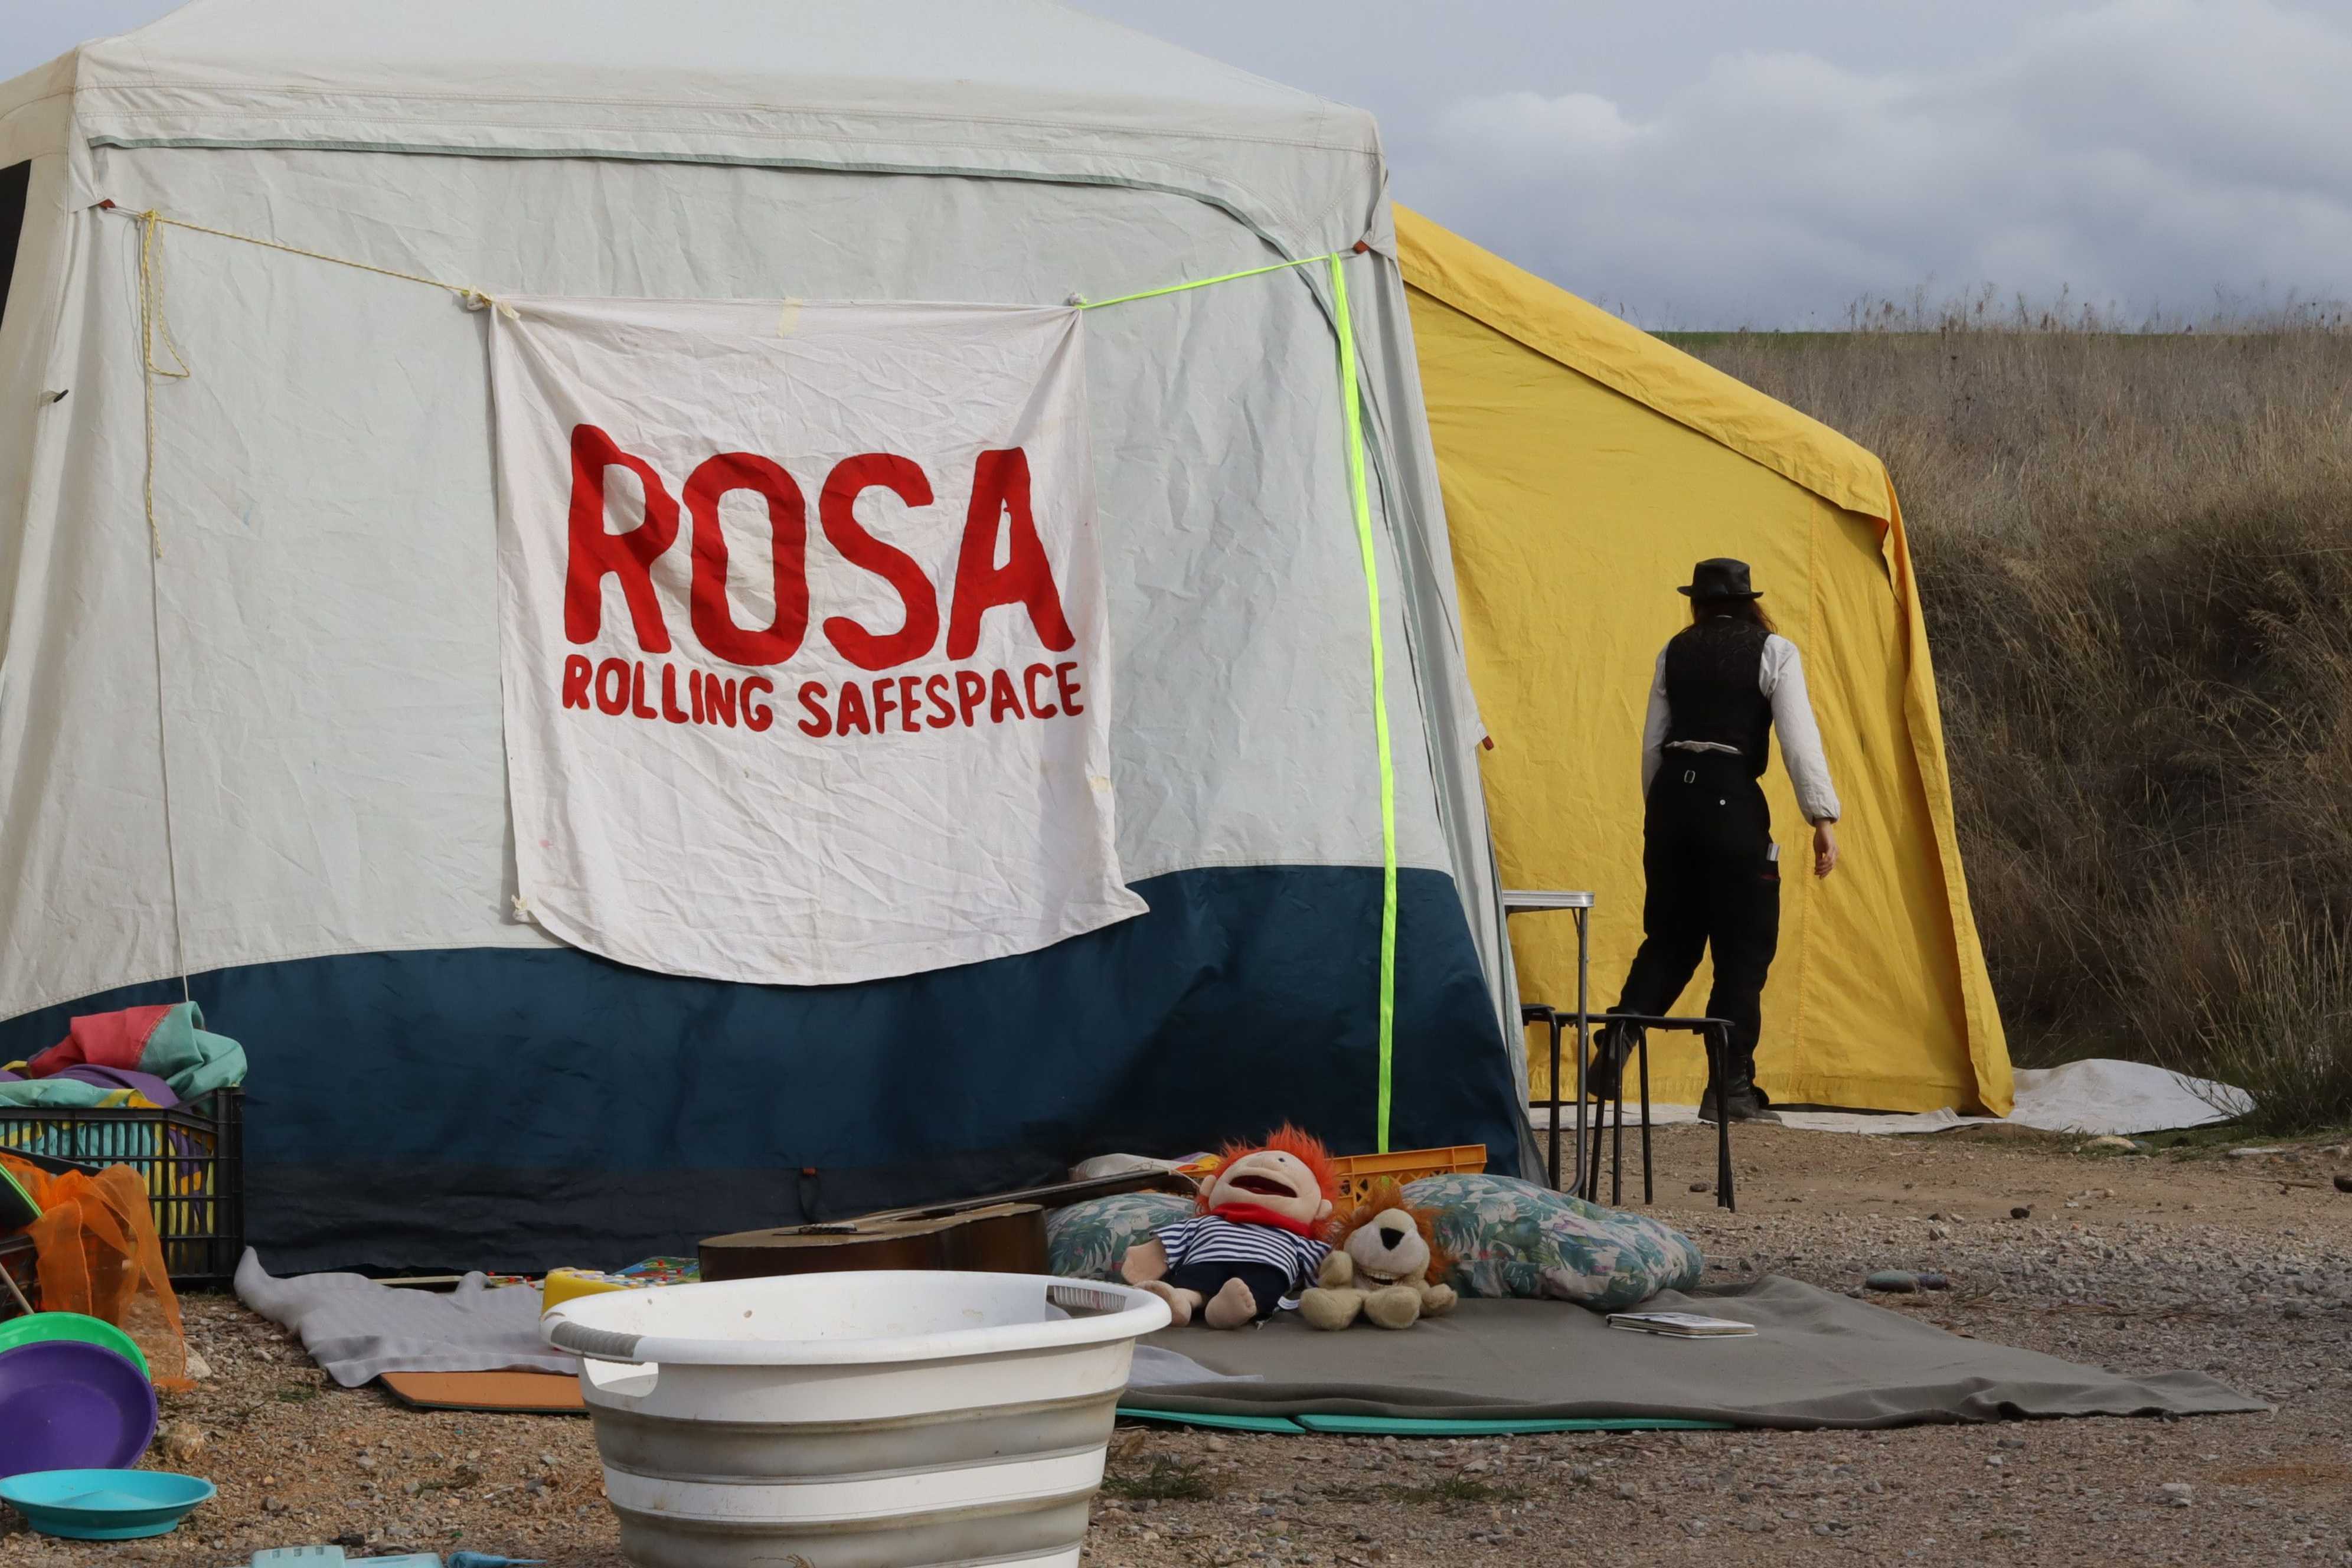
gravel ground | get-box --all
[1,1124,2346,1567]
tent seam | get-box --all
[87,127,1304,205]
[1879,482,2010,1113]
[1788,496,1821,1054]
[86,139,1371,275]
[1,92,77,125]
[1414,275,1887,525]
[1394,213,1889,522]
[70,86,1380,156]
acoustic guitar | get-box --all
[698,1168,1198,1282]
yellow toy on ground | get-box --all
[540,1259,697,1314]
[540,1269,632,1314]
[1299,1180,1458,1331]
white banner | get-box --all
[487,298,1146,985]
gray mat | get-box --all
[1132,1276,2266,1428]
[1129,1344,1259,1388]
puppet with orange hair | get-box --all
[1121,1125,1341,1329]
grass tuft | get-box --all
[1383,1477,1525,1508]
[1100,1456,1217,1502]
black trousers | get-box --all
[1164,1261,1293,1321]
[1609,752,1782,1091]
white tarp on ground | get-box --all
[1533,1057,2253,1138]
[488,296,1144,984]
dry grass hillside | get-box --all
[1664,320,2352,1129]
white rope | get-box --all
[131,210,197,1002]
[110,202,508,1004]
[134,210,191,560]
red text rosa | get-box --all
[557,426,1084,741]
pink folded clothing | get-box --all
[12,1002,246,1102]
[22,1004,178,1077]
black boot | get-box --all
[1699,1076,1778,1123]
[1584,1019,1644,1101]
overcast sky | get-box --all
[12,1,2350,326]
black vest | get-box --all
[1662,616,1772,778]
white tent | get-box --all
[0,0,1532,1268]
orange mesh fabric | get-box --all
[0,1152,190,1390]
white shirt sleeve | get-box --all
[1639,648,1671,798]
[1154,1218,1201,1267]
[1760,635,1841,823]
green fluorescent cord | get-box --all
[1077,244,1397,1154]
[1075,251,1342,310]
[1328,254,1399,1155]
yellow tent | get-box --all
[1397,208,2011,1115]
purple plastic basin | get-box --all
[0,1341,159,1479]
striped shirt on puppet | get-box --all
[1154,1216,1331,1292]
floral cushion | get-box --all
[1047,1176,1700,1312]
[1046,1191,1198,1282]
[1402,1173,1703,1310]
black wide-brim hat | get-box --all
[1677,557,1762,601]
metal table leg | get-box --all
[1500,891,1598,1200]
[1609,1054,1626,1207]
[1637,1024,1653,1206]
[1586,1073,1605,1200]
[1710,1023,1736,1213]
[1587,1030,1611,1203]
[1545,1008,1563,1193]
[1573,906,1589,1199]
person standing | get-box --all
[1586,558,1841,1122]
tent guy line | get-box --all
[90,198,1405,1146]
[111,192,516,1013]
[1327,249,1398,1154]
[1072,243,1362,311]
[130,209,193,1006]
[104,195,1367,332]
[129,209,191,558]
[104,197,515,563]
[101,198,514,329]
[1076,240,1397,1148]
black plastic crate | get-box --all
[0,1232,35,1315]
[0,1087,244,1289]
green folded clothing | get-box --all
[0,1080,127,1109]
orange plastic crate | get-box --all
[1327,1144,1487,1210]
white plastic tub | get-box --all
[542,1271,1170,1568]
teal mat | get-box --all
[1118,1407,1730,1436]
[1119,1408,1305,1433]
[1299,1414,1732,1435]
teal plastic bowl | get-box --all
[0,1468,214,1540]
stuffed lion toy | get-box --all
[1299,1180,1458,1330]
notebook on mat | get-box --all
[1605,1312,1755,1338]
